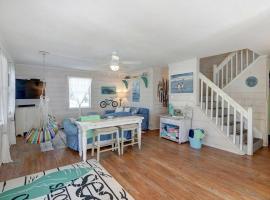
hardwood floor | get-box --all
[1,130,270,199]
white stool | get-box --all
[118,124,140,155]
[92,127,120,161]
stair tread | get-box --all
[243,138,263,145]
[224,121,241,126]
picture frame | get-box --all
[171,72,193,93]
[101,86,116,95]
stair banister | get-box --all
[213,49,260,89]
[199,73,248,116]
[199,72,253,154]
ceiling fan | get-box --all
[109,51,141,71]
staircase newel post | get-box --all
[247,107,253,155]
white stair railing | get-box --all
[213,49,259,89]
[199,73,253,155]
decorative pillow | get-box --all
[124,107,131,112]
[115,107,124,113]
[130,107,139,115]
[69,118,76,123]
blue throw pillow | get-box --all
[130,107,139,115]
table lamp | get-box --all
[117,91,127,106]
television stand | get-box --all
[15,106,41,136]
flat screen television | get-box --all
[16,79,45,99]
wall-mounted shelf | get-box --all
[122,73,148,89]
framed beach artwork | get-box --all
[171,72,193,93]
[101,86,116,95]
[132,79,140,102]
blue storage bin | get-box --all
[189,137,202,149]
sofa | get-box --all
[104,107,149,130]
[63,107,149,151]
[63,118,113,151]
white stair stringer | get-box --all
[193,106,245,155]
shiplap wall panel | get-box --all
[223,56,269,145]
[15,64,125,123]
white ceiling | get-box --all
[0,0,270,71]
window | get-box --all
[68,77,92,109]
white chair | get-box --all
[118,124,140,155]
[92,127,120,161]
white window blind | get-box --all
[68,77,92,109]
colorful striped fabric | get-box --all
[25,115,58,144]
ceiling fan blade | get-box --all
[121,61,142,65]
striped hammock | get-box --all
[25,115,58,144]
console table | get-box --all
[160,115,192,144]
[76,116,144,162]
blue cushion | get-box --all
[130,107,139,115]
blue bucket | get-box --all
[189,137,202,149]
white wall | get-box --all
[15,64,125,123]
[223,56,269,146]
[169,58,199,107]
[127,66,168,130]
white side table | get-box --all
[160,115,192,144]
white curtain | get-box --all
[0,50,12,164]
[8,62,16,145]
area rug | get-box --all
[0,159,134,200]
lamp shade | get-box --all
[117,91,127,99]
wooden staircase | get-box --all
[198,49,264,155]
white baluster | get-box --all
[233,108,236,144]
[221,67,224,88]
[227,102,230,137]
[241,50,243,71]
[246,49,249,67]
[217,71,220,88]
[247,107,253,155]
[240,113,243,150]
[230,59,233,81]
[210,88,213,120]
[216,94,219,125]
[252,51,255,62]
[200,79,203,109]
[221,98,224,131]
[226,62,228,85]
[206,85,208,115]
[213,64,217,84]
[236,52,238,76]
[231,57,234,79]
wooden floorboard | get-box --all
[0,130,270,199]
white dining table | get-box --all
[75,116,144,162]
